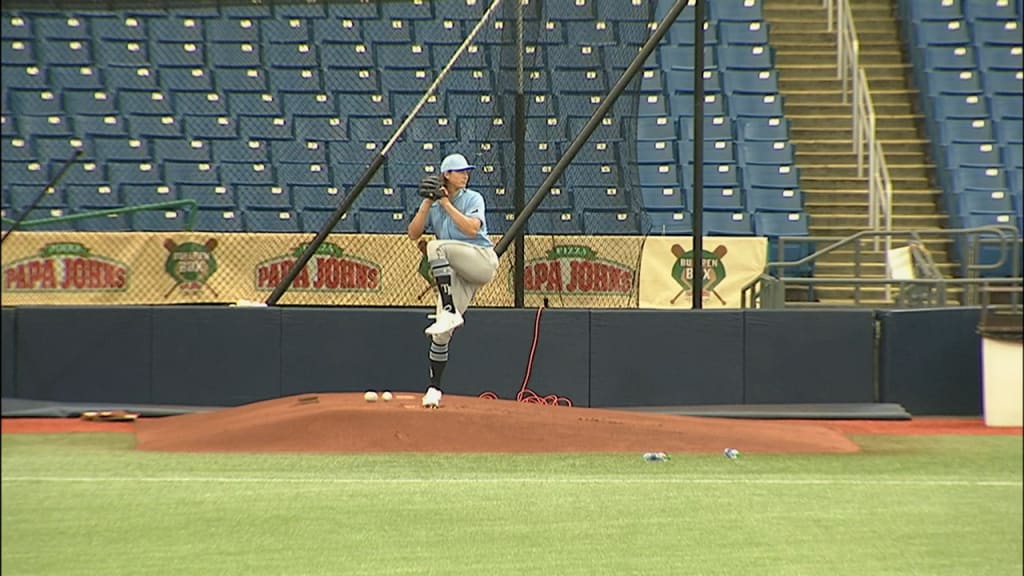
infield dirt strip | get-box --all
[132,393,862,454]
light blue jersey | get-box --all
[427,188,493,247]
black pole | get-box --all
[495,0,691,257]
[1,149,83,244]
[692,0,705,309]
[265,153,385,305]
[513,0,526,307]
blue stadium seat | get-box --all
[952,165,1009,191]
[659,45,717,70]
[47,64,104,90]
[245,209,299,232]
[719,45,775,70]
[377,43,433,69]
[683,163,742,189]
[932,93,990,119]
[409,116,458,142]
[971,20,1022,47]
[1,38,35,65]
[736,117,789,141]
[991,94,1024,121]
[267,67,322,93]
[61,89,115,116]
[228,91,283,117]
[903,0,963,23]
[984,69,1024,96]
[527,210,582,234]
[978,44,1023,71]
[39,39,92,66]
[153,138,211,162]
[919,44,978,71]
[1,136,33,161]
[551,68,608,94]
[637,140,677,165]
[938,117,996,145]
[149,17,206,43]
[719,20,770,45]
[641,187,687,212]
[963,0,1019,21]
[183,115,239,140]
[747,187,804,213]
[709,0,765,22]
[637,116,677,140]
[127,114,183,139]
[271,140,327,164]
[485,211,516,235]
[220,161,275,185]
[149,40,206,67]
[292,186,342,211]
[312,19,363,44]
[62,162,107,186]
[753,211,809,236]
[678,139,738,165]
[729,93,785,118]
[913,19,971,47]
[276,163,330,186]
[207,42,262,68]
[583,210,642,235]
[738,140,796,165]
[160,68,214,92]
[320,43,376,68]
[236,183,292,208]
[172,91,228,117]
[108,160,163,186]
[121,184,177,207]
[262,20,312,44]
[5,184,65,210]
[956,189,1017,214]
[413,19,464,45]
[575,187,631,212]
[132,209,189,231]
[74,211,131,232]
[944,142,1003,167]
[336,92,390,117]
[163,161,218,185]
[644,210,693,235]
[119,90,173,115]
[206,18,261,43]
[238,115,294,140]
[743,164,800,189]
[704,210,754,236]
[356,186,404,211]
[75,114,129,138]
[361,19,414,44]
[178,184,235,208]
[282,92,336,117]
[722,69,779,94]
[1003,144,1024,169]
[3,64,49,89]
[359,208,408,234]
[697,186,745,211]
[7,207,73,231]
[292,116,347,141]
[300,208,357,233]
[194,208,245,232]
[213,67,269,92]
[924,69,983,96]
[349,116,397,142]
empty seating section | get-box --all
[1,0,805,249]
[899,0,1024,275]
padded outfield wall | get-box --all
[1,306,983,415]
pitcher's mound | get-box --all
[134,393,860,454]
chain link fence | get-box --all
[1,0,660,308]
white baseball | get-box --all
[381,391,393,402]
[363,391,379,403]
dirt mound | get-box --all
[133,393,860,454]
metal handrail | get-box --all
[743,226,1023,307]
[0,200,200,231]
[826,0,895,295]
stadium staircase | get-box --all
[764,0,955,303]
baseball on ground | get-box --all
[381,391,393,402]
[363,391,379,403]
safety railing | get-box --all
[741,226,1023,308]
[1,200,199,232]
[826,0,895,275]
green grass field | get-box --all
[2,433,1022,576]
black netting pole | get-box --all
[1,149,82,244]
[692,0,706,309]
[266,0,507,305]
[513,0,526,307]
[494,0,692,257]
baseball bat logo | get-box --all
[669,243,728,306]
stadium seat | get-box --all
[703,210,754,236]
[719,20,770,45]
[300,208,357,233]
[74,211,131,232]
[194,208,245,232]
[644,210,693,235]
[913,19,971,47]
[944,142,1003,168]
[121,184,177,207]
[575,187,632,212]
[583,210,642,235]
[747,187,804,213]
[527,210,583,235]
[359,208,408,234]
[178,184,235,208]
[172,92,228,116]
[236,185,291,210]
[132,209,189,231]
[738,140,796,166]
[729,93,785,118]
[245,208,299,232]
[742,164,800,189]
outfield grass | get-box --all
[2,433,1021,576]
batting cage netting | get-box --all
[1,0,708,310]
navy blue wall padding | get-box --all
[589,310,745,407]
[2,308,15,397]
[444,309,591,404]
[279,308,426,397]
[15,307,152,403]
[743,310,876,403]
[150,306,282,406]
[878,308,982,416]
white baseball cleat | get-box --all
[422,386,443,409]
[424,310,464,336]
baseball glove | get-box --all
[418,174,445,201]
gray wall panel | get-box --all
[15,307,152,403]
[151,306,281,406]
[744,310,876,403]
[2,308,16,397]
[590,310,745,407]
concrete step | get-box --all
[804,189,942,204]
[779,76,911,91]
[810,214,949,228]
[776,50,905,66]
[805,201,940,215]
[797,150,929,165]
[792,140,930,155]
[800,164,932,180]
[777,63,912,79]
[771,30,905,45]
[791,124,925,139]
[811,248,953,265]
[785,100,917,116]
[782,90,917,106]
[802,176,933,190]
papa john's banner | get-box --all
[638,237,768,309]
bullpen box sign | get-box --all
[639,237,767,309]
[3,242,128,292]
[255,242,381,292]
[522,244,635,296]
[163,239,220,298]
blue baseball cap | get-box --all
[440,153,475,173]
